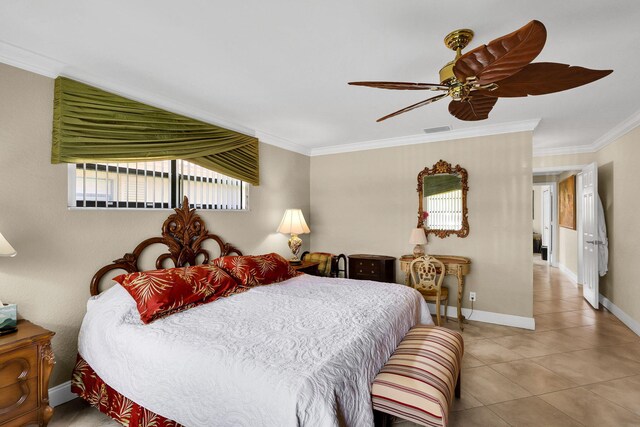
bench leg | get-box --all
[455,371,461,399]
[373,410,394,427]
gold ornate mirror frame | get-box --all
[417,159,469,238]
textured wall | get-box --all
[310,132,534,318]
[0,63,310,386]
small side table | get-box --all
[292,260,320,275]
[0,320,55,426]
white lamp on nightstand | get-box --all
[409,228,427,258]
[277,209,310,265]
[0,231,17,335]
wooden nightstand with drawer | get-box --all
[0,320,55,426]
[348,254,396,283]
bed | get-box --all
[72,197,433,427]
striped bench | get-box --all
[372,326,464,427]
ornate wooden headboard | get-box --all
[90,196,243,295]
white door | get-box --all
[581,162,599,309]
[542,188,551,249]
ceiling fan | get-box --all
[349,20,612,122]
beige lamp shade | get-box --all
[277,209,310,235]
[0,232,16,257]
[409,228,427,245]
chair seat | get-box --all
[418,286,449,302]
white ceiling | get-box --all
[0,0,638,155]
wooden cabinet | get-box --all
[0,320,55,426]
[348,254,396,283]
[292,260,320,276]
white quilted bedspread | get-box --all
[78,275,433,427]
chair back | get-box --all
[410,256,445,294]
[301,252,334,276]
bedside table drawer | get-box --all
[354,260,380,275]
[0,347,38,388]
[0,377,38,424]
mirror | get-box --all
[417,160,469,238]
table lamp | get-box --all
[277,209,310,264]
[409,228,427,258]
[0,231,17,335]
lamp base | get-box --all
[413,244,426,258]
[288,233,303,264]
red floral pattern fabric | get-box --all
[212,253,301,287]
[113,264,242,324]
[72,354,183,427]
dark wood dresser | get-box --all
[0,320,55,426]
[348,254,396,283]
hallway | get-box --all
[438,256,640,426]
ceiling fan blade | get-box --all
[349,81,450,91]
[454,20,547,85]
[376,93,448,122]
[478,62,613,97]
[448,94,498,121]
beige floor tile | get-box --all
[488,396,582,427]
[529,330,593,351]
[465,339,524,364]
[603,341,640,364]
[540,387,640,426]
[585,374,640,416]
[462,366,531,405]
[461,353,485,368]
[533,313,581,332]
[555,324,639,347]
[490,359,577,395]
[490,333,562,358]
[50,399,118,426]
[448,406,510,427]
[450,390,484,412]
[531,347,640,385]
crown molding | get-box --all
[254,131,311,155]
[0,40,312,155]
[0,40,64,78]
[532,143,595,157]
[533,108,640,158]
[309,119,540,156]
[591,108,640,152]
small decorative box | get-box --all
[0,304,17,334]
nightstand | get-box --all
[348,254,396,282]
[0,320,55,426]
[292,260,320,275]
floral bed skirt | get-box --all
[71,354,183,427]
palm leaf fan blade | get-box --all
[448,94,498,121]
[479,63,613,97]
[454,20,547,84]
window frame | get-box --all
[67,161,250,211]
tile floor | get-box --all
[51,255,640,426]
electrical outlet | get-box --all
[469,292,477,302]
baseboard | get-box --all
[558,263,578,284]
[49,380,76,407]
[426,303,535,330]
[599,294,640,337]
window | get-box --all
[69,160,248,210]
[425,189,462,230]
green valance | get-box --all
[423,174,462,197]
[52,77,260,185]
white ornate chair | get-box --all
[410,255,448,326]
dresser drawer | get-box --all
[0,346,38,388]
[0,377,38,424]
[348,254,396,283]
[1,409,39,427]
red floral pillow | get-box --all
[211,253,301,287]
[113,264,242,324]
